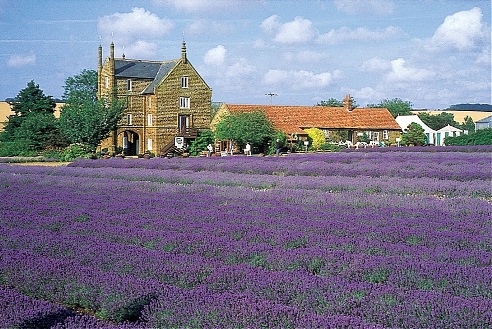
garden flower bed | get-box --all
[1,146,491,328]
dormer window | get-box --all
[127,79,132,91]
[181,76,189,88]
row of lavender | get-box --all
[1,150,491,328]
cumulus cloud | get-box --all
[318,26,402,44]
[261,15,281,34]
[264,69,335,89]
[7,54,36,67]
[123,41,159,59]
[385,58,435,82]
[98,7,173,57]
[334,0,395,15]
[204,45,227,66]
[360,57,391,72]
[225,58,256,78]
[427,7,487,51]
[261,15,317,44]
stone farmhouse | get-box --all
[97,41,212,156]
[211,95,401,152]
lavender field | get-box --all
[1,147,491,328]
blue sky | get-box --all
[0,0,490,109]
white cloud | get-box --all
[225,58,256,78]
[427,7,487,51]
[274,17,317,43]
[7,54,36,67]
[385,58,435,83]
[334,0,395,15]
[360,57,391,72]
[264,69,335,89]
[123,41,158,59]
[98,7,173,58]
[261,16,317,44]
[204,45,227,66]
[261,15,281,34]
[318,26,402,44]
[153,0,235,12]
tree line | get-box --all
[0,70,125,160]
[1,71,490,160]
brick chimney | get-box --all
[343,94,353,112]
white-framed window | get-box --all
[105,76,109,89]
[179,96,190,109]
[126,113,132,125]
[126,79,132,91]
[147,114,153,126]
[372,131,380,142]
[147,138,153,151]
[181,76,189,88]
[383,130,389,140]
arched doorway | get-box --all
[119,130,139,156]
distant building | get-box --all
[395,115,466,146]
[0,102,63,132]
[475,115,492,130]
[212,95,402,152]
[97,41,212,155]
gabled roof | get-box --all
[112,58,180,95]
[395,115,435,133]
[437,124,462,133]
[224,104,400,135]
[114,59,164,79]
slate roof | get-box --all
[224,104,401,135]
[113,59,180,94]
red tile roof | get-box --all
[225,104,401,135]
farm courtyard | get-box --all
[1,147,491,328]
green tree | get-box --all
[318,96,358,108]
[444,128,492,146]
[318,98,343,107]
[0,80,56,143]
[401,122,427,146]
[13,112,61,151]
[59,70,126,152]
[460,116,475,133]
[304,128,326,150]
[215,111,275,153]
[368,98,412,118]
[418,112,458,131]
[189,130,215,156]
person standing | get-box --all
[207,143,213,157]
[275,138,281,156]
[245,142,251,156]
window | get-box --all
[181,76,189,88]
[126,79,132,91]
[383,130,389,140]
[148,96,152,109]
[105,76,109,89]
[126,114,132,125]
[372,132,379,142]
[179,97,190,109]
[147,114,153,126]
[147,138,153,151]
